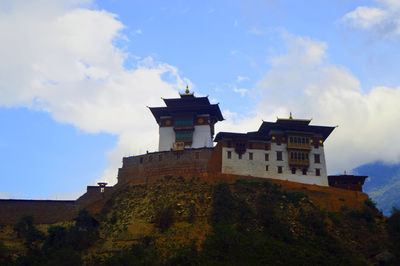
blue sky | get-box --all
[1,0,400,199]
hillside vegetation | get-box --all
[1,176,399,265]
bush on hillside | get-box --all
[154,205,175,232]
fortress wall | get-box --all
[0,200,79,224]
[117,148,216,186]
[75,186,115,206]
[0,186,116,225]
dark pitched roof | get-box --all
[163,94,211,106]
[258,121,335,140]
[214,131,269,142]
[149,93,224,123]
[214,119,335,142]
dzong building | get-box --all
[116,88,344,188]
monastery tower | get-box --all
[149,87,224,151]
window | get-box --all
[314,142,319,149]
[291,168,296,174]
[265,143,270,150]
[227,141,232,148]
[276,138,281,145]
[314,154,320,164]
[227,151,232,159]
[176,131,192,141]
[302,168,307,175]
[195,152,200,159]
[176,152,180,160]
[290,137,293,143]
[174,119,193,126]
[149,155,152,162]
[316,168,321,176]
[238,154,242,160]
[266,165,269,171]
[265,153,269,161]
[276,151,283,161]
[249,143,253,149]
[140,157,143,164]
[278,166,283,174]
[159,155,162,161]
[249,152,253,160]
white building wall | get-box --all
[159,125,213,151]
[221,143,329,186]
[159,127,175,151]
[192,125,213,148]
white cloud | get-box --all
[269,34,327,67]
[253,33,400,174]
[233,87,248,97]
[134,29,142,34]
[249,27,264,36]
[237,76,249,82]
[0,0,187,187]
[342,0,400,37]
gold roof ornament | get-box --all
[180,85,194,96]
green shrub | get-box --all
[284,191,308,206]
[387,207,400,239]
[211,183,236,225]
[43,226,68,251]
[0,240,12,266]
[154,205,175,232]
[364,198,377,209]
[13,214,34,238]
[14,215,45,249]
[164,175,173,182]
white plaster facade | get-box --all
[192,125,213,148]
[158,124,213,151]
[159,126,175,151]
[221,142,329,186]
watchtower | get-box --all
[149,87,224,151]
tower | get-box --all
[149,87,224,151]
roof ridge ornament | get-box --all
[180,85,194,96]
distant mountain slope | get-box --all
[354,162,400,216]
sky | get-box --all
[1,0,400,199]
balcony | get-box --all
[287,135,311,150]
[288,159,310,167]
[287,143,312,150]
[172,142,185,151]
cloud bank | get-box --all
[342,0,400,37]
[0,0,187,185]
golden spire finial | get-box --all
[185,85,190,94]
[344,170,347,175]
[289,112,293,119]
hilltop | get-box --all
[1,175,399,265]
